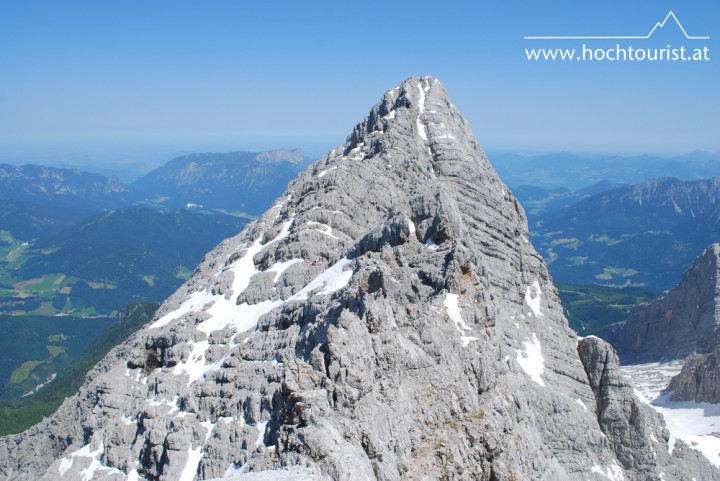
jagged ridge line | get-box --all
[524,11,710,40]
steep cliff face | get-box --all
[668,346,720,403]
[600,243,720,363]
[1,77,717,481]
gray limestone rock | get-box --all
[1,77,718,481]
[577,336,713,480]
[600,243,720,363]
[667,345,720,403]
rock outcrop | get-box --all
[1,77,717,481]
[667,345,720,403]
[600,243,720,363]
[577,336,713,478]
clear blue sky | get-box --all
[0,0,718,166]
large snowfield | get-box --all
[622,362,720,467]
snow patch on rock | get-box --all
[525,280,543,317]
[516,333,545,386]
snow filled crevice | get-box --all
[179,446,203,481]
[516,333,545,386]
[289,257,354,301]
[178,420,216,481]
[255,421,268,449]
[416,82,428,141]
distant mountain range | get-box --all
[492,151,720,190]
[0,148,312,321]
[529,177,720,291]
[511,180,622,218]
[0,164,129,210]
[0,201,94,241]
[1,148,312,216]
[132,149,310,213]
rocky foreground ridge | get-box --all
[1,77,717,481]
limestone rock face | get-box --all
[668,345,720,403]
[600,243,720,363]
[1,77,717,481]
[577,336,713,480]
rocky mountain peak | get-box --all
[600,242,720,362]
[1,77,717,481]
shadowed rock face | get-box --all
[668,346,720,403]
[1,77,718,481]
[600,243,720,363]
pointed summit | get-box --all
[2,77,718,481]
[646,11,709,40]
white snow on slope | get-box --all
[290,258,353,301]
[407,218,416,238]
[267,258,304,283]
[147,215,354,385]
[424,236,439,250]
[516,333,545,386]
[172,340,212,385]
[150,217,295,330]
[622,362,720,467]
[435,133,455,140]
[416,82,428,141]
[306,221,339,239]
[175,257,353,385]
[444,293,478,346]
[318,166,337,178]
[178,421,215,481]
[255,421,268,448]
[348,142,365,160]
[382,110,396,121]
[179,446,203,481]
[127,469,145,481]
[444,293,470,330]
[591,462,625,480]
[58,441,107,480]
[525,280,543,317]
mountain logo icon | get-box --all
[525,11,710,40]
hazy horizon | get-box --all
[0,140,716,184]
[1,1,718,170]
